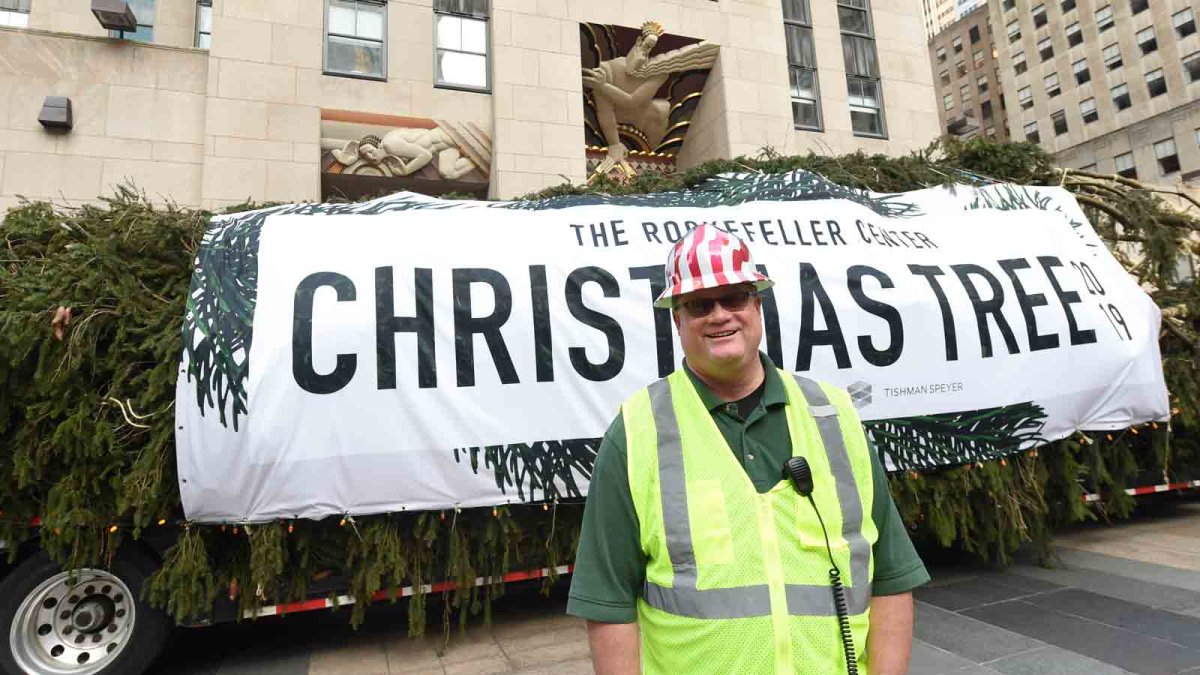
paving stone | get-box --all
[963,599,1200,674]
[909,639,980,673]
[950,666,1005,674]
[916,578,1051,612]
[1025,588,1200,650]
[308,638,389,675]
[503,639,592,670]
[986,645,1133,674]
[215,649,309,675]
[1052,549,1200,594]
[1007,564,1200,614]
[440,656,511,674]
[914,602,1046,663]
[511,657,594,675]
[437,631,506,665]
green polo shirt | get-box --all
[567,355,930,624]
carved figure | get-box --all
[326,125,484,180]
[582,21,719,178]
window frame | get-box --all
[1154,138,1180,175]
[1038,36,1054,61]
[1080,97,1098,123]
[1095,5,1114,31]
[1185,52,1200,84]
[1073,57,1090,84]
[1018,85,1034,109]
[1114,151,1137,178]
[1174,8,1197,38]
[1136,27,1157,55]
[785,0,823,131]
[1051,109,1068,136]
[1103,43,1122,70]
[1130,0,1148,14]
[112,0,155,42]
[1145,68,1167,98]
[1066,22,1083,47]
[195,0,211,49]
[1061,0,1076,12]
[324,0,388,81]
[1032,3,1047,27]
[1024,121,1040,143]
[838,0,887,138]
[1044,72,1061,97]
[1007,19,1021,43]
[1111,82,1132,110]
[433,0,491,92]
[0,0,31,27]
[1014,50,1028,75]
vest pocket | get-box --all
[688,479,735,566]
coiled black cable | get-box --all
[808,494,859,675]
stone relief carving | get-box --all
[321,120,491,181]
[582,21,719,179]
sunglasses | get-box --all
[677,290,759,317]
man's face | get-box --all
[672,284,763,380]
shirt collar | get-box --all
[682,352,788,412]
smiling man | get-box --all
[568,225,929,674]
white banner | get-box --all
[176,175,1168,522]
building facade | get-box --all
[989,0,1200,183]
[0,0,940,213]
[929,5,1010,141]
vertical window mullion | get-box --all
[785,0,822,131]
[838,0,885,137]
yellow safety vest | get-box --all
[622,368,878,674]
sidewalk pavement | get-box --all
[150,497,1200,675]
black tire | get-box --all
[0,547,172,675]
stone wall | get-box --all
[0,27,207,212]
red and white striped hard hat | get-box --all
[653,224,774,308]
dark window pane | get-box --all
[842,35,878,77]
[434,0,488,17]
[851,109,882,135]
[328,34,384,76]
[1130,0,1147,13]
[1061,0,1075,11]
[783,0,811,23]
[785,24,816,68]
[838,6,869,34]
[792,100,820,128]
[789,67,817,99]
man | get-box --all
[568,225,929,674]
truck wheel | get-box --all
[0,548,170,675]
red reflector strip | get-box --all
[1082,479,1200,503]
[245,565,574,620]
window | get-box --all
[955,59,966,77]
[1095,5,1114,31]
[1115,151,1136,178]
[1033,4,1047,27]
[952,36,963,53]
[1175,8,1197,38]
[434,0,489,90]
[1103,43,1122,70]
[1111,82,1131,109]
[1073,58,1090,84]
[1080,97,1098,122]
[1154,138,1180,174]
[1185,52,1200,83]
[1044,72,1060,97]
[840,0,886,137]
[1014,50,1028,75]
[936,46,947,62]
[1024,121,1040,142]
[1061,0,1076,12]
[973,49,984,67]
[986,125,997,137]
[940,69,951,85]
[1018,85,1034,109]
[969,25,981,43]
[1079,162,1097,171]
[0,0,30,27]
[1145,68,1167,97]
[977,74,989,93]
[1052,110,1068,135]
[195,0,211,48]
[115,0,155,41]
[785,0,822,130]
[960,83,972,105]
[1136,27,1157,55]
[1038,37,1054,61]
[982,99,994,119]
[943,93,955,110]
[1130,0,1148,14]
[326,0,386,79]
[1066,22,1083,47]
[1003,0,1015,10]
[1007,19,1021,43]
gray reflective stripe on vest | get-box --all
[641,374,872,620]
[791,375,872,615]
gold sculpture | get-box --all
[582,21,719,180]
